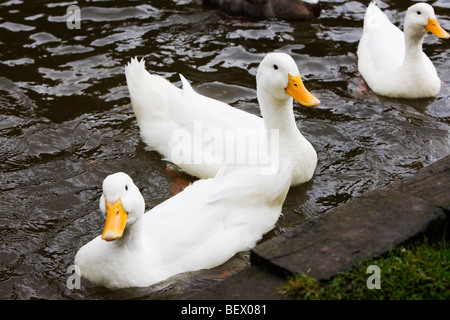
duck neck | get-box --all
[258,92,300,136]
[403,27,426,63]
[112,217,144,251]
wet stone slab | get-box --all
[390,156,450,213]
[252,155,449,280]
[251,186,446,280]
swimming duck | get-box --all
[75,161,293,289]
[357,2,449,98]
[203,0,321,20]
[125,52,320,186]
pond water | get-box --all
[0,0,449,299]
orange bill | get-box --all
[101,198,128,241]
[285,73,320,107]
[426,17,450,39]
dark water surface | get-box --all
[0,0,449,299]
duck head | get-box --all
[256,52,320,107]
[99,172,145,241]
[405,3,449,39]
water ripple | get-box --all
[0,0,449,299]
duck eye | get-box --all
[125,185,128,191]
[417,10,421,15]
[273,65,278,70]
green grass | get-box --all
[280,239,450,300]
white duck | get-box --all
[357,2,449,98]
[125,53,320,186]
[74,160,293,289]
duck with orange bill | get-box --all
[74,159,293,289]
[357,2,449,98]
[125,52,320,186]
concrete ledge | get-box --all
[251,186,446,280]
[390,156,450,213]
[178,155,450,300]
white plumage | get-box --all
[125,53,319,186]
[75,160,293,289]
[357,2,449,98]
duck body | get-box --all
[357,2,449,98]
[75,161,293,289]
[203,0,321,20]
[125,53,319,186]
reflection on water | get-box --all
[0,0,449,299]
